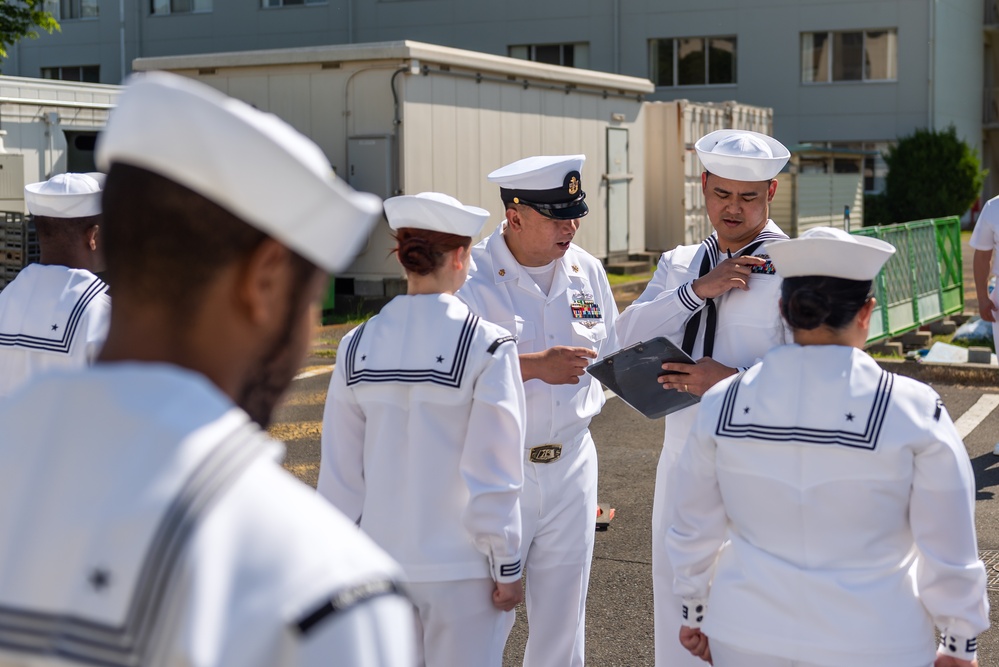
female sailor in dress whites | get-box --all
[666,227,989,667]
[318,192,527,667]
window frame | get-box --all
[648,35,738,89]
[507,42,589,69]
[801,28,898,85]
[40,65,101,83]
[260,0,327,8]
[43,0,99,21]
[150,0,213,16]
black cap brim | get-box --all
[539,199,588,220]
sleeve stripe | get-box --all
[499,560,522,578]
[677,282,702,312]
[296,579,404,636]
[487,336,517,354]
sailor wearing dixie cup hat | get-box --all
[666,227,989,667]
[319,192,527,667]
[455,155,619,667]
[0,172,110,399]
[615,128,792,667]
[0,71,416,667]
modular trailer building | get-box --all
[134,40,654,299]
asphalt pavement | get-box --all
[272,240,999,665]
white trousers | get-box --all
[653,446,705,667]
[407,578,510,667]
[505,431,598,667]
[710,640,933,667]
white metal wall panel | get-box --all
[159,46,649,284]
[770,173,793,232]
[430,74,459,198]
[795,173,864,235]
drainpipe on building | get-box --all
[928,0,936,129]
[612,0,620,74]
[347,0,353,44]
[119,0,126,82]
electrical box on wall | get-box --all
[347,135,394,199]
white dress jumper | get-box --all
[614,221,789,667]
[318,293,526,667]
[0,264,110,398]
[667,345,989,667]
[0,364,415,667]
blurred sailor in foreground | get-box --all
[0,172,110,398]
[457,155,618,666]
[319,192,526,667]
[667,227,989,667]
[615,129,790,667]
[0,71,416,666]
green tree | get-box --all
[880,125,985,224]
[0,0,59,61]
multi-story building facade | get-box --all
[6,0,992,198]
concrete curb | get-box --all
[875,359,999,387]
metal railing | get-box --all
[852,216,963,343]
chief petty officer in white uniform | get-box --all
[0,72,416,666]
[615,129,791,667]
[666,227,989,667]
[456,155,618,667]
[318,192,526,667]
[0,172,110,398]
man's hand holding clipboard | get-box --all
[586,337,701,419]
[657,357,739,397]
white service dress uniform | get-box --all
[615,220,789,666]
[318,291,526,667]
[666,344,990,667]
[969,193,999,346]
[0,263,109,398]
[457,223,618,667]
[0,364,416,667]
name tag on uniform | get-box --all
[571,290,602,328]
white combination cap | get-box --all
[384,192,489,238]
[765,227,896,281]
[695,129,790,182]
[487,154,588,220]
[25,172,105,218]
[95,71,383,274]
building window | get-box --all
[262,0,325,6]
[41,65,100,83]
[649,36,736,87]
[151,0,212,15]
[43,0,98,19]
[801,29,897,83]
[508,43,588,69]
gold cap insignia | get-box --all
[498,269,506,276]
[568,176,580,195]
[513,197,520,204]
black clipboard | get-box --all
[586,337,699,419]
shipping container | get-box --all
[644,100,774,251]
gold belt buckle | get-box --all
[529,444,562,464]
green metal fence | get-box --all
[852,216,963,344]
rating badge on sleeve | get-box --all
[570,290,602,328]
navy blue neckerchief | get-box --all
[681,237,766,358]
